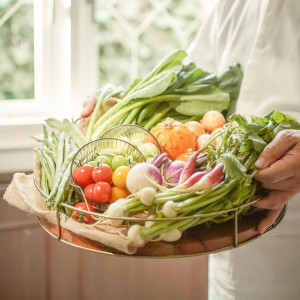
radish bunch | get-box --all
[105,110,300,247]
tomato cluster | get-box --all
[71,202,95,224]
[72,163,131,204]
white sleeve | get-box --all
[186,5,219,72]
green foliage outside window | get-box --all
[95,0,204,88]
[0,0,34,100]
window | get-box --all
[0,0,34,100]
[94,0,214,87]
[0,0,215,172]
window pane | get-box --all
[95,0,207,88]
[0,0,34,100]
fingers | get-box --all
[256,208,282,234]
[253,190,296,234]
[81,98,97,118]
[254,130,300,186]
[252,190,296,210]
[260,176,300,192]
[255,130,298,169]
[254,156,295,183]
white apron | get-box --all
[188,0,300,299]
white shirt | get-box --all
[188,0,300,299]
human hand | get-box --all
[253,130,300,234]
[81,97,97,118]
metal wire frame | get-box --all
[34,175,287,255]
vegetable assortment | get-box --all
[85,50,243,141]
[33,48,300,250]
[105,110,300,246]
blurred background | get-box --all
[0,0,217,299]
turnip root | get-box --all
[105,202,125,227]
[159,228,182,242]
[138,187,156,206]
[126,162,163,193]
[162,200,177,217]
[127,224,145,246]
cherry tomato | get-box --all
[92,164,113,183]
[112,166,131,188]
[92,155,112,167]
[111,155,127,171]
[72,202,95,224]
[93,181,111,203]
[72,164,94,186]
[110,186,130,203]
[83,183,95,200]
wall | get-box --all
[0,173,208,300]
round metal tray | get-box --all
[37,205,286,258]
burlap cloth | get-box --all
[3,157,138,255]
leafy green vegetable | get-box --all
[86,49,243,140]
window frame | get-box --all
[0,0,98,172]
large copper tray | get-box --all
[38,205,286,258]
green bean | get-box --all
[54,163,73,207]
[42,151,56,184]
[40,168,49,195]
[34,149,53,189]
[55,132,65,177]
[46,151,76,202]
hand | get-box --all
[81,98,97,118]
[253,129,300,234]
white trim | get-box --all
[0,0,98,173]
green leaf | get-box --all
[228,114,249,130]
[246,133,266,152]
[168,87,230,116]
[251,115,265,126]
[265,110,297,124]
[123,71,175,101]
[221,153,247,180]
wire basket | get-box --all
[100,124,162,153]
[70,137,146,211]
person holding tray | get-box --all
[187,0,300,299]
[81,0,300,298]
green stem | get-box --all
[123,107,141,124]
[143,104,173,130]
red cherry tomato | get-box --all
[72,164,94,186]
[92,164,113,183]
[83,183,95,200]
[93,182,111,203]
[72,202,95,224]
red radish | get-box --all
[164,160,186,184]
[179,149,202,184]
[200,110,226,133]
[151,153,171,169]
[174,171,208,191]
[173,163,224,192]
